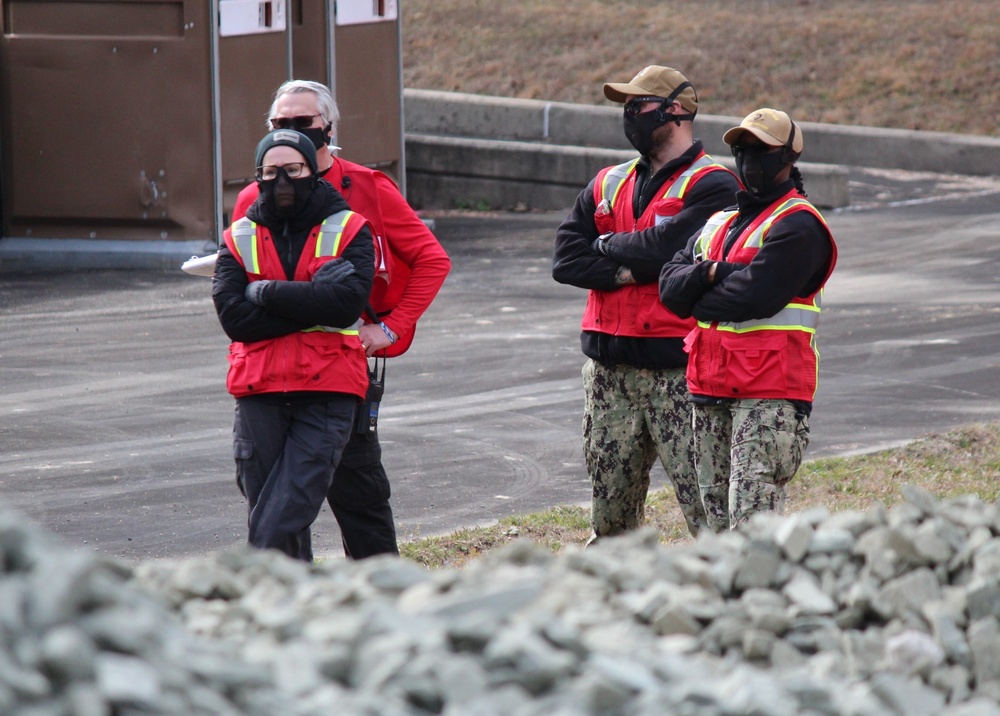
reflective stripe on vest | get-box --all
[315,211,353,258]
[598,159,639,208]
[695,197,826,334]
[697,298,823,334]
[742,197,819,249]
[662,155,727,199]
[231,219,260,274]
[694,210,737,258]
[231,211,354,266]
[313,211,360,333]
[598,155,725,207]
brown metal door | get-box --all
[333,13,402,184]
[0,0,404,243]
[217,0,291,224]
[216,0,342,223]
[291,0,328,85]
[0,0,216,241]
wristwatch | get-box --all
[594,232,613,255]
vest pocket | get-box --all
[636,284,674,333]
[227,342,273,394]
[297,331,349,380]
[296,332,368,394]
[594,212,615,234]
[720,331,788,394]
[652,196,683,224]
[299,330,354,354]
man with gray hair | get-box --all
[233,80,451,559]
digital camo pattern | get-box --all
[582,359,705,541]
[694,399,810,532]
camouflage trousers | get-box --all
[582,359,706,540]
[693,399,810,533]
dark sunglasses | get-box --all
[270,114,321,131]
[623,96,667,118]
[730,142,777,158]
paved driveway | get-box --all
[2,168,999,561]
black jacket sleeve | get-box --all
[552,178,622,292]
[250,225,376,328]
[600,169,741,284]
[691,211,833,323]
[658,234,718,319]
[212,245,310,343]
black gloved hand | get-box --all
[591,232,612,256]
[244,280,272,306]
[312,258,356,285]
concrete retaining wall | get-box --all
[403,88,1000,212]
[405,133,849,212]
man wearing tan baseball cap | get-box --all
[553,65,741,545]
[660,107,837,532]
[601,65,700,161]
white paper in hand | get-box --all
[181,252,218,277]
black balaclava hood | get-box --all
[254,129,318,175]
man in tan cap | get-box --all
[552,66,740,544]
[659,108,838,531]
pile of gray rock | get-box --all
[3,484,1000,715]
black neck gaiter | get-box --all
[735,148,789,197]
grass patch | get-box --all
[399,505,592,569]
[789,423,1000,512]
[400,422,1000,569]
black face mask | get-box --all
[258,168,318,218]
[297,124,332,152]
[734,147,789,197]
[623,109,671,157]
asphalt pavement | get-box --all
[2,167,999,562]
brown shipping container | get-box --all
[0,0,402,260]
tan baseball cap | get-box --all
[723,108,804,153]
[603,65,698,112]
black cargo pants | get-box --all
[233,394,355,562]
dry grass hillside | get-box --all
[402,0,1000,137]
